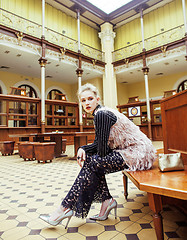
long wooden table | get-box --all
[123,161,187,240]
[9,131,95,158]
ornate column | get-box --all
[76,9,83,132]
[39,0,47,133]
[182,0,187,60]
[140,8,152,139]
[99,23,117,109]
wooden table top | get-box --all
[9,131,95,138]
[123,161,187,200]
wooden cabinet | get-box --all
[161,89,187,164]
[0,94,40,128]
[117,100,163,141]
[82,111,94,126]
[0,95,79,129]
[45,99,78,127]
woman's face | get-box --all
[80,90,100,114]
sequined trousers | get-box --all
[61,151,127,218]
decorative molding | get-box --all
[0,32,41,56]
[59,48,66,61]
[114,59,143,74]
[146,46,185,65]
[82,61,104,74]
[160,45,167,57]
[15,31,24,45]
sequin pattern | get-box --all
[61,151,126,218]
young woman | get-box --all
[40,83,156,228]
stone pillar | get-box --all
[99,23,117,108]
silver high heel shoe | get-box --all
[90,198,117,221]
[39,208,73,228]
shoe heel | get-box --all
[65,216,72,229]
[114,206,117,219]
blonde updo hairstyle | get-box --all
[77,83,101,104]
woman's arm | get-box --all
[81,110,117,157]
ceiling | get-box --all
[46,0,173,29]
[0,43,103,84]
[116,51,187,84]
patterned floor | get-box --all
[0,142,186,240]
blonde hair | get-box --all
[77,83,100,101]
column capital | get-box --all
[99,22,116,44]
[142,67,149,75]
[38,57,47,67]
[76,68,83,77]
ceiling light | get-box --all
[156,73,163,75]
[16,54,21,57]
[122,81,128,83]
[174,59,178,62]
[46,75,52,78]
[4,51,10,54]
[164,62,169,65]
[47,62,51,64]
[0,66,10,69]
[56,64,60,67]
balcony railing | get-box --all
[0,8,104,61]
[113,24,185,62]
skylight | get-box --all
[87,0,133,14]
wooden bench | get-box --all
[122,157,187,240]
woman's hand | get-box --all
[77,148,86,168]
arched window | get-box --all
[177,80,187,93]
[18,84,37,98]
[47,89,62,100]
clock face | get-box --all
[131,107,138,116]
[128,106,140,117]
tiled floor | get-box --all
[0,141,186,240]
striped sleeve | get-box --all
[81,110,117,157]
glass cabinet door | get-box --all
[152,103,162,123]
[141,105,147,124]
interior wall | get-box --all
[117,83,128,105]
[124,71,187,101]
[71,77,103,103]
[0,71,74,101]
[1,0,101,50]
[114,0,184,50]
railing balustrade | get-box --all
[0,8,104,61]
[113,24,185,61]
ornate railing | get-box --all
[0,8,104,61]
[113,24,185,61]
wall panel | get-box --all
[2,0,101,50]
[115,0,184,50]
